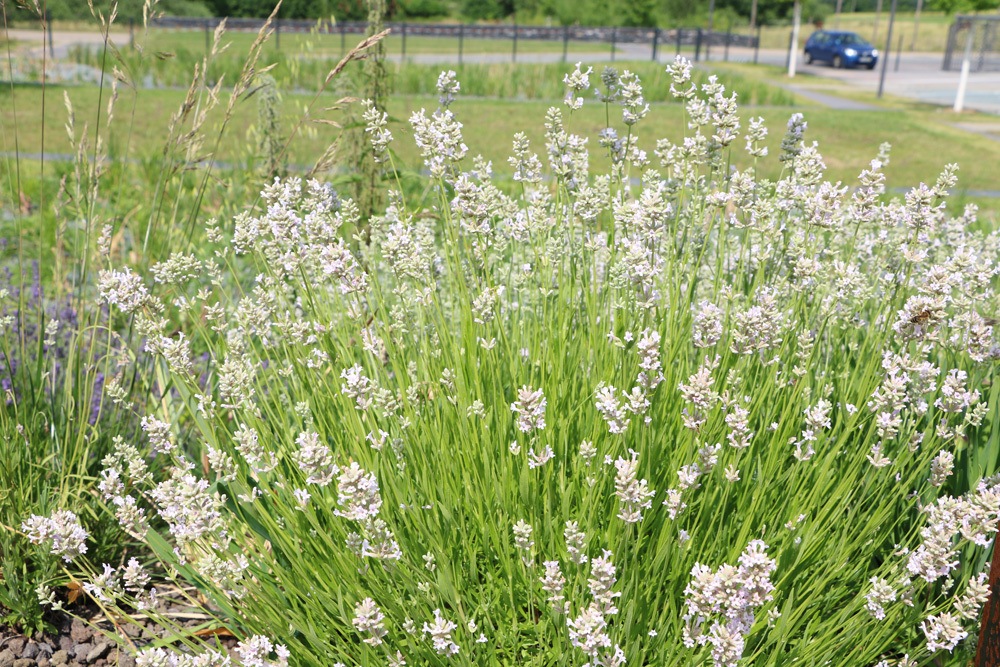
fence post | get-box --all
[695,28,702,61]
[676,28,682,56]
[459,23,464,65]
[724,27,731,61]
[204,18,210,54]
[754,24,761,64]
[611,27,616,61]
[275,19,281,51]
[402,22,407,59]
[563,25,569,62]
[894,32,902,71]
[943,21,958,70]
[129,19,135,49]
[652,28,659,61]
[513,21,518,62]
[340,22,346,55]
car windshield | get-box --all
[836,33,866,45]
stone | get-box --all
[22,645,39,660]
[0,649,17,667]
[36,658,49,667]
[71,646,90,663]
[69,620,91,645]
[49,652,68,667]
[56,640,72,655]
[117,654,135,667]
[13,660,35,667]
[7,641,25,657]
[85,645,110,665]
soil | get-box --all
[0,606,238,667]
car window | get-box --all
[838,33,864,45]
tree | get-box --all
[622,0,659,26]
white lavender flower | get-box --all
[922,612,968,653]
[565,521,588,565]
[294,431,336,486]
[423,609,460,657]
[22,510,89,562]
[864,577,897,620]
[335,462,383,522]
[540,560,567,612]
[362,99,393,163]
[236,636,290,667]
[683,540,776,667]
[353,597,388,646]
[779,112,808,163]
[99,267,152,314]
[595,384,630,434]
[567,603,625,667]
[564,62,593,110]
[513,520,534,563]
[511,385,547,433]
[614,450,655,523]
[410,107,468,180]
[666,55,695,100]
[528,445,555,469]
[341,364,376,411]
[589,550,621,615]
[141,416,175,456]
[954,572,990,620]
[436,70,461,108]
[929,450,955,487]
[150,468,226,549]
[692,300,724,348]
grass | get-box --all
[3,81,998,221]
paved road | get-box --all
[6,27,1000,115]
[750,48,1000,115]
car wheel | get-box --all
[866,62,876,69]
[806,51,814,64]
[832,55,843,69]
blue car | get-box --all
[804,30,879,69]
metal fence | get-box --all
[942,15,1000,72]
[149,16,760,63]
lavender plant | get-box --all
[32,58,1000,667]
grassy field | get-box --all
[2,78,997,216]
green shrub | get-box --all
[31,60,999,667]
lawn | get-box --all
[2,80,997,219]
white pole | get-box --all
[788,0,801,77]
[953,21,975,113]
[834,0,843,29]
